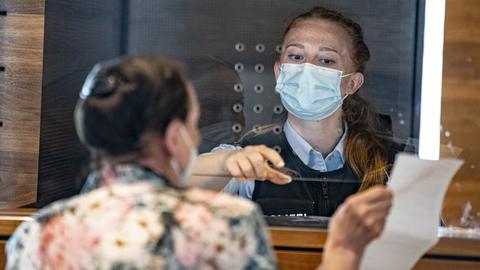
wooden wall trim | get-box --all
[0,1,45,208]
[0,0,45,15]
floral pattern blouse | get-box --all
[6,164,278,269]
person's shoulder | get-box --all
[77,182,260,221]
[33,182,258,222]
[179,188,259,219]
[7,183,269,269]
[21,181,167,232]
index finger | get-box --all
[265,163,292,185]
[256,145,285,168]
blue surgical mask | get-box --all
[275,63,352,121]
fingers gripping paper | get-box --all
[360,153,463,270]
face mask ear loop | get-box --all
[340,72,354,78]
[178,125,198,187]
[169,126,192,185]
[170,159,182,182]
[180,126,194,148]
[341,72,354,102]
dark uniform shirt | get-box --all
[221,122,400,217]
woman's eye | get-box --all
[319,58,335,65]
[288,54,304,61]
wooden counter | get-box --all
[1,210,479,269]
[270,226,480,270]
[0,209,35,269]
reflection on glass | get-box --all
[186,56,245,154]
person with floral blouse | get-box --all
[6,56,392,270]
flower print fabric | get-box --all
[6,164,278,269]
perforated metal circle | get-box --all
[273,105,284,114]
[273,125,282,134]
[254,64,264,73]
[232,103,243,112]
[254,84,264,93]
[233,83,243,92]
[234,63,244,72]
[273,145,282,153]
[235,42,245,52]
[232,123,242,133]
[255,43,265,53]
[253,104,263,113]
[276,44,283,53]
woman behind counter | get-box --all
[6,56,393,270]
[195,6,402,217]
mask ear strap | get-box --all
[179,125,193,148]
[169,125,190,182]
[341,72,356,101]
[170,158,182,180]
[341,72,354,78]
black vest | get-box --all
[240,126,398,217]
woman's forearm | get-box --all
[189,145,290,189]
[190,150,235,190]
[319,246,363,270]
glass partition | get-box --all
[2,0,478,232]
[126,0,422,224]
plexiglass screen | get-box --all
[7,0,476,231]
[125,0,424,223]
[128,0,419,142]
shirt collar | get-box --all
[283,120,347,166]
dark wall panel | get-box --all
[37,0,122,206]
[128,0,419,139]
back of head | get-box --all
[75,56,189,158]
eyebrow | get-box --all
[284,43,304,50]
[318,47,339,54]
[284,44,339,54]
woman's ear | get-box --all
[346,72,364,95]
[164,119,183,160]
[274,61,281,80]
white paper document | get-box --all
[360,153,463,270]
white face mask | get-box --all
[275,63,353,121]
[170,126,198,187]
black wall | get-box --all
[127,0,423,140]
[37,0,122,206]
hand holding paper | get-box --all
[360,153,463,270]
